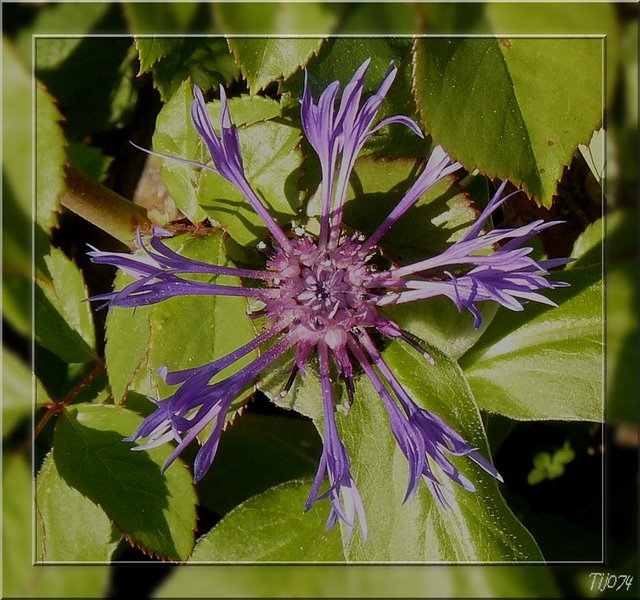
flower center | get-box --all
[261,234,382,349]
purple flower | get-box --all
[90,60,569,541]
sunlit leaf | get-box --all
[217,4,338,93]
[413,38,602,207]
[188,481,344,562]
[336,342,543,561]
[154,81,303,239]
[460,267,603,421]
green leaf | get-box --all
[124,2,200,34]
[568,212,636,270]
[152,80,208,222]
[412,38,602,207]
[216,4,338,93]
[216,1,337,34]
[259,349,324,421]
[35,247,96,364]
[136,38,182,72]
[157,564,559,598]
[227,38,328,94]
[198,120,303,245]
[204,94,281,126]
[3,348,50,437]
[148,39,239,102]
[460,267,603,421]
[337,342,543,561]
[36,83,66,231]
[105,231,256,406]
[527,469,546,486]
[527,443,575,485]
[152,82,282,224]
[281,37,400,99]
[386,298,499,362]
[484,2,619,101]
[196,412,321,515]
[188,481,344,562]
[153,81,301,235]
[53,403,197,560]
[36,453,121,561]
[339,3,419,33]
[3,455,110,597]
[3,38,33,220]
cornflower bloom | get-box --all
[89,59,569,542]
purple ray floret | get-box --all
[89,59,570,542]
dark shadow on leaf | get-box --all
[344,161,475,263]
[53,410,180,560]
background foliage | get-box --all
[2,2,637,598]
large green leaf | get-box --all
[412,38,602,207]
[156,564,559,597]
[136,38,182,73]
[196,411,321,515]
[105,231,256,406]
[484,2,619,100]
[565,214,636,422]
[188,480,344,562]
[216,4,337,93]
[227,38,326,94]
[35,247,96,364]
[3,455,110,597]
[460,267,603,421]
[336,342,543,561]
[153,80,303,240]
[53,403,197,560]
[36,453,121,562]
